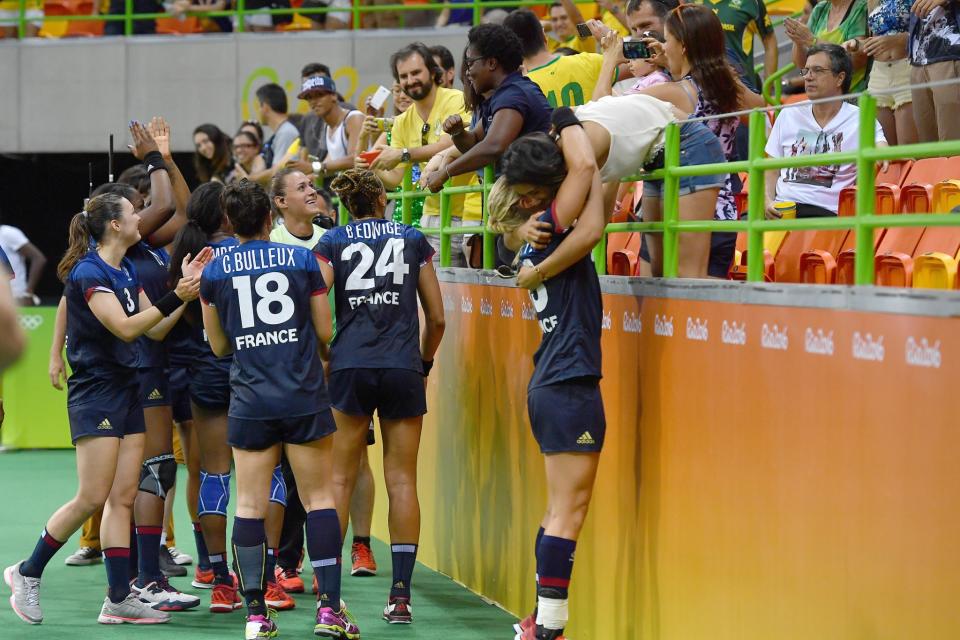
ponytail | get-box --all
[57,212,90,282]
[169,181,225,325]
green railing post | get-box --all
[593,230,607,275]
[482,165,496,270]
[401,167,413,226]
[762,63,796,107]
[124,0,133,36]
[353,0,361,30]
[473,0,483,25]
[854,93,878,286]
[338,200,349,226]
[236,0,246,32]
[17,0,26,39]
[439,181,452,267]
[746,109,768,282]
[661,122,681,278]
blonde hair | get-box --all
[486,176,529,234]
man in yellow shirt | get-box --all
[505,8,617,108]
[361,42,482,267]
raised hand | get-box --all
[128,121,159,160]
[182,246,214,280]
[148,116,172,158]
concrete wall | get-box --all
[0,28,470,153]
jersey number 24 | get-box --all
[342,238,409,290]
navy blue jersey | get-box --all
[127,242,170,369]
[180,237,240,369]
[0,245,11,278]
[200,240,328,420]
[64,252,142,405]
[315,218,433,374]
[518,206,602,390]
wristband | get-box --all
[422,359,434,376]
[154,290,183,317]
[143,150,167,176]
[550,107,582,135]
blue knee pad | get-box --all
[269,465,287,507]
[199,470,231,517]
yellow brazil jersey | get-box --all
[526,53,610,109]
[390,87,482,222]
[548,34,597,54]
[600,9,629,36]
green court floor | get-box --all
[0,450,515,639]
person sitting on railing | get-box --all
[504,9,616,109]
[358,43,482,267]
[765,44,888,219]
[907,0,960,141]
[787,0,869,93]
[422,24,552,193]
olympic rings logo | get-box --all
[18,315,43,331]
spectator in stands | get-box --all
[0,217,47,306]
[298,76,363,183]
[697,0,778,93]
[787,0,869,92]
[436,0,473,27]
[227,131,266,183]
[546,0,597,53]
[360,0,400,28]
[481,8,508,25]
[423,24,552,191]
[625,0,678,39]
[170,0,232,32]
[400,0,436,28]
[301,0,349,30]
[293,63,357,174]
[256,83,300,170]
[430,45,458,88]
[392,81,414,114]
[192,124,233,184]
[504,9,612,108]
[0,0,41,37]
[765,44,887,218]
[908,0,960,141]
[843,0,917,145]
[360,42,482,266]
[103,0,161,34]
[239,120,265,146]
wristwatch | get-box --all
[312,160,322,174]
[401,148,411,163]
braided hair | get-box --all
[330,169,385,220]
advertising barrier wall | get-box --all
[370,276,960,639]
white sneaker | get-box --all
[64,547,102,566]
[4,562,42,624]
[167,547,193,566]
[131,577,200,611]
[98,593,171,624]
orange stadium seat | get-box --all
[156,16,203,34]
[876,160,913,187]
[63,18,104,36]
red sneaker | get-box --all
[192,566,215,589]
[350,541,377,576]
[274,566,304,593]
[264,581,295,610]
[209,581,241,613]
[513,612,535,635]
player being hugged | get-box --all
[5,193,211,626]
[199,180,359,640]
[316,169,445,625]
[487,108,607,640]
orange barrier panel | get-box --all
[370,279,960,640]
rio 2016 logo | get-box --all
[241,66,382,122]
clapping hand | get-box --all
[148,116,172,158]
[128,121,159,160]
[784,17,815,47]
[181,246,214,281]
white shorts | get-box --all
[868,58,913,110]
[0,8,42,28]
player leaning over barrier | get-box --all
[199,180,358,640]
[317,168,445,625]
[488,108,607,640]
[5,193,211,626]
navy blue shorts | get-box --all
[188,358,231,411]
[168,366,192,423]
[228,410,337,451]
[68,381,146,445]
[527,377,605,454]
[138,366,170,409]
[328,368,426,420]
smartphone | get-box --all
[373,117,394,132]
[641,29,664,43]
[623,40,651,59]
[576,22,592,38]
[369,85,391,112]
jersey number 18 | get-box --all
[232,273,295,329]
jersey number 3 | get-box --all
[342,238,409,290]
[232,273,295,329]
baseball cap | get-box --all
[298,75,337,99]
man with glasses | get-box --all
[362,42,483,267]
[764,44,887,218]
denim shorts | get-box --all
[643,121,728,198]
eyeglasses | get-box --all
[234,143,256,150]
[464,55,486,69]
[800,66,835,77]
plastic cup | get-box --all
[774,201,797,219]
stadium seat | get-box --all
[913,248,960,289]
[63,18,104,36]
[932,179,960,212]
[728,248,774,282]
[156,16,203,34]
[842,195,926,286]
[606,188,641,275]
[876,160,913,188]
